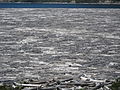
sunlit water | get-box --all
[0,8,120,81]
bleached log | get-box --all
[80,76,106,83]
[60,82,95,87]
[13,82,42,87]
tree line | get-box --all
[75,0,120,3]
[0,0,120,3]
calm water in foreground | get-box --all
[0,8,120,81]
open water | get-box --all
[0,3,120,8]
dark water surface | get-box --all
[0,8,120,81]
[0,3,120,8]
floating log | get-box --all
[13,82,42,87]
[28,81,48,84]
[60,82,95,87]
[92,83,104,90]
[47,78,73,86]
[60,78,73,82]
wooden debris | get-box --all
[13,82,42,87]
[60,78,73,82]
[60,82,95,87]
[92,83,104,90]
[0,76,116,90]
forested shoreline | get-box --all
[0,0,120,3]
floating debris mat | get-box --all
[0,75,119,90]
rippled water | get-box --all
[0,8,120,81]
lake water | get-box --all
[0,3,120,8]
[0,8,120,82]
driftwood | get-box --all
[23,86,57,90]
[47,82,58,86]
[22,87,57,90]
[60,82,95,87]
[80,76,107,83]
[60,78,73,82]
[13,82,58,90]
[13,82,42,87]
[37,87,57,90]
[104,86,111,90]
[90,79,106,83]
[28,81,48,84]
[8,76,114,90]
[92,83,104,90]
[47,78,73,86]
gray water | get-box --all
[0,8,120,81]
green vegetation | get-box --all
[75,0,99,3]
[0,85,23,90]
[112,0,120,2]
[75,0,120,3]
[110,78,120,90]
[14,0,72,3]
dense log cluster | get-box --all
[0,75,118,90]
